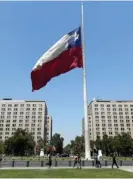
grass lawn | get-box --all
[0,169,133,178]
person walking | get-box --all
[46,153,52,168]
[97,155,102,168]
[112,153,119,169]
[73,155,78,168]
[77,154,82,169]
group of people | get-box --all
[95,153,119,169]
[45,152,119,169]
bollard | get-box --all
[12,160,15,167]
[55,160,57,167]
[26,161,29,167]
[69,161,71,167]
[41,161,44,167]
[120,160,122,166]
[92,160,95,166]
[105,160,108,166]
[82,160,84,167]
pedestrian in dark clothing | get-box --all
[46,153,52,167]
[95,155,98,168]
[77,154,82,169]
[112,154,119,168]
[73,156,78,168]
[73,154,82,169]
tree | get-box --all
[4,129,35,156]
[63,144,71,154]
[0,140,4,154]
[70,135,85,155]
[50,133,64,154]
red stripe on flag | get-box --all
[31,46,83,91]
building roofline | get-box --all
[0,99,45,103]
[88,99,133,105]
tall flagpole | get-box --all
[81,2,91,160]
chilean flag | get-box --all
[31,27,83,91]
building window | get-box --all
[0,116,4,119]
[1,112,5,115]
[26,108,30,111]
[39,104,42,107]
[27,104,30,107]
[114,120,117,123]
[109,132,112,135]
[101,116,105,119]
[126,116,129,119]
[101,112,105,115]
[38,116,42,119]
[95,112,99,115]
[106,105,110,107]
[8,108,12,111]
[95,104,98,107]
[20,104,24,107]
[8,104,12,107]
[113,116,117,119]
[2,104,6,107]
[13,112,17,115]
[32,116,35,119]
[113,108,116,111]
[14,104,18,107]
[120,120,124,123]
[107,116,111,119]
[121,128,124,131]
[33,104,36,107]
[32,108,36,111]
[20,112,24,115]
[38,112,42,115]
[95,108,98,111]
[14,108,18,111]
[115,128,118,131]
[119,108,122,111]
[118,105,122,107]
[119,112,123,115]
[26,116,29,118]
[38,108,42,111]
[125,112,129,115]
[124,105,128,107]
[112,105,116,107]
[100,104,104,107]
[120,116,123,119]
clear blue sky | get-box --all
[0,2,133,146]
